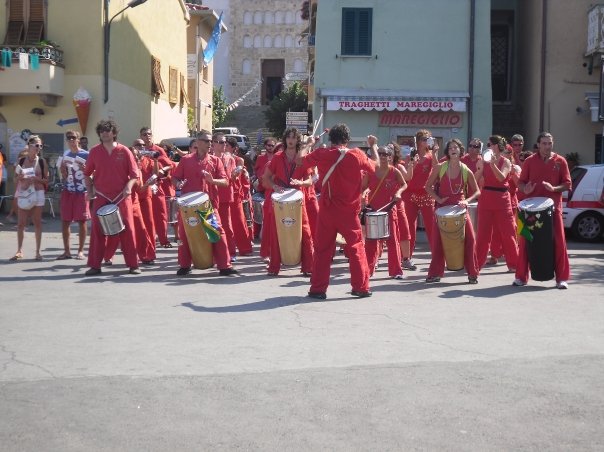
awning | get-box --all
[585,92,599,122]
[321,89,468,112]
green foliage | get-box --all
[264,82,309,138]
[187,106,196,134]
[212,86,230,128]
[565,151,580,164]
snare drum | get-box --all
[435,205,466,271]
[177,191,213,270]
[518,197,555,281]
[242,199,253,227]
[252,192,265,224]
[97,203,125,236]
[363,211,389,239]
[166,196,178,224]
[271,188,303,265]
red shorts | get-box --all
[60,191,91,222]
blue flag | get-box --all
[203,12,223,66]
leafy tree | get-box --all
[264,82,310,138]
[212,86,230,128]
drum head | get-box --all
[97,203,118,215]
[435,205,466,217]
[178,191,209,207]
[518,197,554,212]
[483,149,493,163]
[271,188,303,203]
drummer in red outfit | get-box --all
[253,138,277,244]
[262,127,314,276]
[256,139,279,259]
[212,133,238,261]
[104,140,156,266]
[225,137,253,255]
[362,144,406,279]
[474,135,519,271]
[83,119,140,276]
[140,127,174,248]
[392,143,415,270]
[424,139,481,284]
[461,138,483,197]
[171,130,238,277]
[296,124,380,300]
[514,132,571,289]
[403,129,439,259]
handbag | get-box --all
[17,185,36,210]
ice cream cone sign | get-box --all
[73,87,92,135]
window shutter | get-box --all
[169,66,178,104]
[341,8,372,56]
[180,73,189,106]
[151,56,166,96]
[341,9,356,55]
[357,9,372,55]
[4,0,25,44]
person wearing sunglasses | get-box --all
[9,135,49,262]
[83,119,140,276]
[56,130,90,261]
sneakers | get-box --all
[129,267,142,275]
[351,290,372,298]
[392,274,404,280]
[230,256,237,263]
[219,268,239,276]
[512,278,526,287]
[556,281,568,290]
[84,268,102,276]
[402,258,417,270]
[468,276,478,284]
[425,276,441,283]
[176,267,191,276]
[307,291,327,300]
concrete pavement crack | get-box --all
[412,333,498,358]
[298,307,431,331]
[0,344,57,379]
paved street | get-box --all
[1,217,603,451]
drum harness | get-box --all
[361,167,396,225]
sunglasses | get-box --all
[134,143,144,147]
[66,136,78,141]
[29,143,42,148]
[197,138,211,143]
[419,138,429,142]
[142,132,152,136]
[468,144,481,149]
[265,144,275,147]
[213,140,226,144]
[378,152,391,157]
[100,127,113,133]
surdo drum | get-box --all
[271,188,303,265]
[518,197,555,281]
[177,191,213,270]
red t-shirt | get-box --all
[302,146,375,211]
[215,151,236,203]
[407,152,434,192]
[366,166,401,210]
[172,152,226,208]
[84,143,138,201]
[519,152,571,210]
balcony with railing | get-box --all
[0,43,65,102]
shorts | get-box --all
[34,189,45,207]
[60,191,91,222]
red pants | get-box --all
[231,199,253,255]
[268,201,314,274]
[305,194,320,242]
[260,200,273,259]
[177,209,231,270]
[476,206,518,270]
[396,204,411,241]
[218,202,236,256]
[403,196,435,256]
[88,197,138,269]
[138,195,156,251]
[152,192,169,245]
[103,201,155,263]
[427,213,479,278]
[310,205,370,294]
[490,208,518,258]
[365,210,402,277]
[515,212,570,283]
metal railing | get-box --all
[0,44,65,67]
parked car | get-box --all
[213,127,240,135]
[562,164,604,242]
[225,134,251,154]
[160,137,196,162]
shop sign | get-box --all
[379,111,463,127]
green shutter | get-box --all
[341,8,372,56]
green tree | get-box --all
[264,82,310,138]
[212,86,230,128]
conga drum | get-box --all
[435,205,466,271]
[271,188,303,265]
[177,191,213,270]
[518,197,555,281]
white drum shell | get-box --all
[364,211,389,239]
[97,203,125,236]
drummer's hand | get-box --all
[458,200,468,208]
[290,178,303,186]
[438,196,449,205]
[123,187,132,196]
[393,194,401,203]
[524,181,536,194]
[203,171,214,184]
[542,181,555,192]
[367,135,378,147]
[272,184,283,193]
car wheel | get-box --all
[571,211,603,242]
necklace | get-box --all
[448,165,462,195]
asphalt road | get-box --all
[1,217,603,451]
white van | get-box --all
[562,164,604,242]
[213,127,240,135]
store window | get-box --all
[341,8,372,56]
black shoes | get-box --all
[219,268,239,276]
[351,290,372,298]
[307,292,327,300]
[176,267,191,276]
[141,260,155,265]
[84,268,102,276]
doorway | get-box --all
[261,59,284,105]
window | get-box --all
[294,59,304,72]
[264,11,274,24]
[491,11,514,102]
[285,11,294,24]
[284,34,293,48]
[274,35,283,48]
[243,11,253,25]
[254,11,263,25]
[242,59,251,75]
[275,11,284,24]
[341,8,372,56]
[263,35,272,48]
[253,35,262,48]
[243,35,252,48]
[4,0,46,45]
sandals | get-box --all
[35,254,43,261]
[56,253,73,260]
[9,253,23,262]
[76,252,85,260]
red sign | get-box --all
[379,111,463,127]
